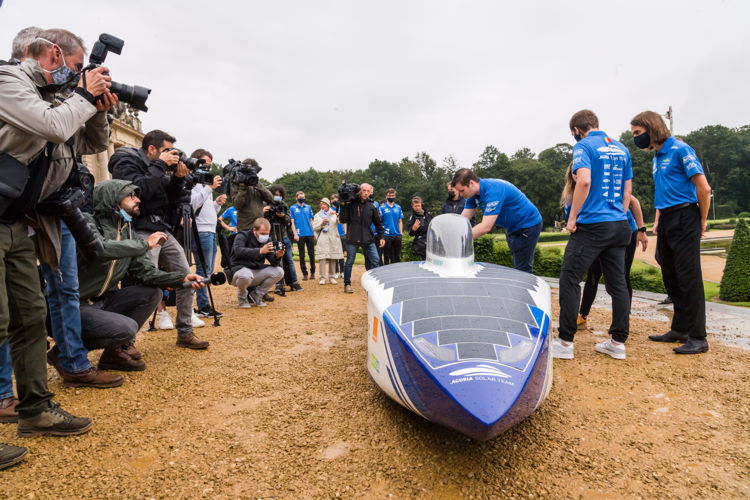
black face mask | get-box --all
[386,197,396,203]
[331,201,339,208]
[573,133,583,142]
[633,133,651,149]
[297,198,305,204]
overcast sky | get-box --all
[2,0,749,180]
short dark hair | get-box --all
[411,196,423,204]
[242,158,259,168]
[269,184,286,198]
[569,109,599,133]
[630,111,671,145]
[451,168,479,187]
[190,148,212,161]
[142,130,176,151]
[27,28,85,58]
[385,188,397,196]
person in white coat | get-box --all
[313,198,344,285]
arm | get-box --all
[622,179,632,214]
[232,232,262,261]
[372,205,385,244]
[398,216,403,235]
[83,214,149,260]
[692,174,712,236]
[629,195,648,251]
[73,111,109,156]
[231,183,249,210]
[653,210,661,235]
[407,215,417,236]
[461,207,476,220]
[190,185,212,213]
[110,153,169,203]
[567,168,591,233]
[471,214,496,239]
[128,253,186,288]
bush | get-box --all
[629,266,667,294]
[739,212,750,219]
[720,218,750,301]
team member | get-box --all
[452,168,543,273]
[631,111,712,354]
[553,110,633,361]
[290,191,315,280]
[379,188,404,265]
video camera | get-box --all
[337,181,360,205]
[83,33,151,112]
[224,158,261,187]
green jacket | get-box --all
[77,179,185,302]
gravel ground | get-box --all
[1,265,749,499]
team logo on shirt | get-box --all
[485,201,499,211]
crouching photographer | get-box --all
[230,218,285,308]
[76,180,206,369]
[109,130,209,349]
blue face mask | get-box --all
[257,234,270,244]
[118,208,133,223]
[37,38,79,87]
[273,195,283,202]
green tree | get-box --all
[720,218,750,301]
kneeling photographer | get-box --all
[77,180,207,367]
[230,218,285,308]
[226,158,274,231]
[109,130,209,349]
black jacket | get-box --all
[338,198,384,245]
[230,230,281,275]
[108,147,187,232]
[442,197,475,225]
[407,209,432,259]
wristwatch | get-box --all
[638,226,647,233]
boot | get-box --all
[62,367,124,389]
[176,333,209,350]
[98,345,146,372]
[0,397,19,423]
[673,337,709,355]
[262,293,275,302]
[0,443,27,470]
[123,341,142,360]
[17,402,93,437]
[649,330,688,343]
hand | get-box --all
[79,66,111,97]
[228,226,237,233]
[379,239,385,248]
[566,219,577,233]
[413,219,421,230]
[216,194,227,206]
[293,234,299,242]
[174,162,189,178]
[701,220,708,237]
[263,205,270,213]
[183,273,206,289]
[95,91,118,112]
[160,149,180,167]
[259,241,274,254]
[636,231,648,251]
[274,249,285,258]
[146,231,169,249]
[322,218,329,226]
[211,176,222,190]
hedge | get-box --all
[720,218,750,301]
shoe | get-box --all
[98,345,146,372]
[46,345,63,377]
[319,277,326,285]
[302,274,309,281]
[0,443,27,470]
[196,306,223,318]
[648,330,688,343]
[658,296,673,305]
[262,293,275,303]
[249,291,267,307]
[344,285,354,294]
[595,338,626,360]
[176,334,209,350]
[158,310,174,330]
[291,283,303,291]
[551,338,574,359]
[310,273,315,280]
[62,367,124,389]
[194,307,209,318]
[576,315,588,331]
[0,397,19,423]
[330,278,338,285]
[123,341,142,360]
[17,402,93,437]
[191,313,206,328]
[673,338,709,355]
[237,296,252,309]
[208,307,224,318]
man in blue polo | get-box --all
[452,168,543,273]
[553,109,634,361]
[379,188,404,265]
[290,190,315,280]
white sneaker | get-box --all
[158,310,174,330]
[595,338,626,360]
[237,296,252,309]
[191,313,206,328]
[551,338,574,359]
[319,277,326,285]
[330,277,338,285]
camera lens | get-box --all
[110,81,151,112]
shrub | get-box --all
[738,212,750,219]
[629,266,667,294]
[720,218,750,301]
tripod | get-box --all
[271,219,293,297]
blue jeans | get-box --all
[194,231,216,310]
[0,340,13,399]
[344,242,380,285]
[283,237,298,284]
[506,222,543,274]
[40,222,90,373]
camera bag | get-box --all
[0,150,31,216]
[0,143,54,223]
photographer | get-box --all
[109,130,209,349]
[290,191,315,281]
[189,148,225,318]
[77,180,206,367]
[229,158,274,231]
[338,183,385,294]
[266,184,302,292]
[0,28,115,460]
[407,196,433,260]
[230,218,285,308]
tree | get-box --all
[538,143,573,172]
[511,147,535,160]
[720,218,750,302]
[472,145,511,179]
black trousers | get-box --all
[559,220,632,343]
[657,204,706,339]
[80,286,163,351]
[382,236,402,265]
[297,235,315,276]
[579,230,638,318]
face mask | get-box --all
[297,198,305,204]
[42,47,78,86]
[118,208,133,223]
[573,133,583,143]
[257,234,270,244]
[633,133,651,149]
[273,195,283,202]
[387,197,396,203]
[331,201,339,208]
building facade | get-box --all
[82,103,144,183]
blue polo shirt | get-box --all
[572,131,632,224]
[652,136,705,210]
[565,202,638,232]
[220,206,238,233]
[464,178,542,234]
[333,205,346,237]
[379,202,403,237]
[290,203,314,237]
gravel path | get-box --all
[1,265,748,499]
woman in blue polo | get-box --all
[631,110,712,355]
[451,168,542,273]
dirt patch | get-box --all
[1,265,748,499]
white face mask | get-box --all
[257,233,270,244]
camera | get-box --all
[269,199,288,216]
[337,181,360,205]
[164,149,214,188]
[224,158,261,187]
[84,33,151,112]
[36,187,104,259]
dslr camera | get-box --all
[83,33,151,112]
[224,158,261,187]
[165,149,214,188]
[337,181,360,205]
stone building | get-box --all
[82,103,144,182]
